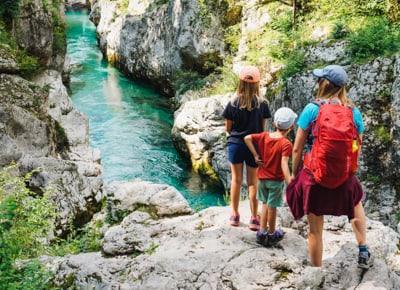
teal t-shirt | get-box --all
[297,103,365,134]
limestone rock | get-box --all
[42,201,400,289]
[65,0,89,9]
[172,94,230,187]
[105,180,192,223]
[19,156,103,237]
[0,70,103,238]
[0,46,19,74]
[90,0,226,95]
[13,0,65,69]
[102,211,155,255]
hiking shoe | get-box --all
[256,231,269,247]
[358,251,374,269]
[249,216,260,231]
[229,214,240,227]
[267,229,285,246]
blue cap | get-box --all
[312,65,348,87]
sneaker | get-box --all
[249,216,260,231]
[358,251,374,269]
[256,231,269,247]
[267,229,285,246]
[229,214,240,227]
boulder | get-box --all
[105,180,192,223]
[172,94,230,187]
[18,156,103,237]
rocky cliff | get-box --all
[0,0,102,237]
[89,0,228,95]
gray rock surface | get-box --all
[172,94,230,187]
[105,180,192,223]
[13,0,65,69]
[65,0,89,8]
[0,46,19,74]
[42,200,400,289]
[89,0,226,95]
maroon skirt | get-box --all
[286,168,364,221]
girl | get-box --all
[222,65,271,230]
[287,65,372,268]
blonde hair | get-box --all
[236,80,261,110]
[316,78,353,106]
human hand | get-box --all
[287,175,294,184]
[254,155,263,166]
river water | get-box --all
[66,10,225,209]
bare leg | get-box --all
[267,207,277,234]
[260,203,268,232]
[307,213,324,267]
[230,163,243,216]
[246,165,258,217]
[351,202,367,245]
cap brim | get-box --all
[312,69,324,78]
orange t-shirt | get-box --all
[251,132,293,181]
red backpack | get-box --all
[303,99,360,189]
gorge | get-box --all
[0,0,399,289]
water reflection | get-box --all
[103,68,123,110]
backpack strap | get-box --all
[311,98,341,107]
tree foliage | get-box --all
[0,0,20,24]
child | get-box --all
[222,66,271,230]
[244,107,297,246]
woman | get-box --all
[222,65,271,230]
[287,65,373,268]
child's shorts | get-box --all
[258,179,284,208]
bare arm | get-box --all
[292,127,308,176]
[244,135,262,165]
[261,118,268,131]
[281,156,291,184]
[225,119,233,134]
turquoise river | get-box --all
[66,10,225,209]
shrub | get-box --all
[54,120,70,153]
[0,165,56,289]
[172,70,207,94]
[331,21,348,39]
[279,50,306,80]
[0,0,20,24]
[16,51,41,78]
[346,18,400,62]
[271,10,293,34]
[224,24,241,54]
[118,0,130,13]
[209,65,238,95]
[50,220,104,256]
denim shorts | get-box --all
[227,142,257,168]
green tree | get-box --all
[0,0,21,24]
